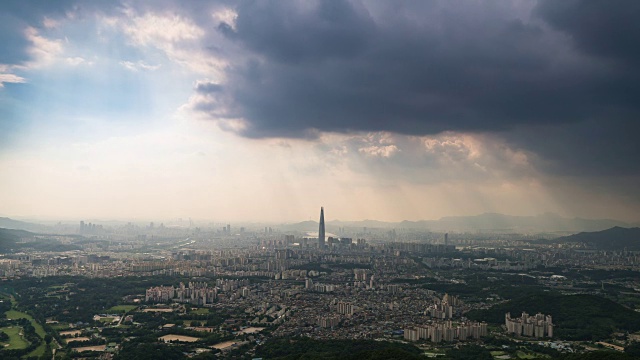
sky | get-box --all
[0,0,639,223]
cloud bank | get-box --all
[176,1,640,179]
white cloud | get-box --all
[24,27,63,68]
[0,73,26,88]
[138,62,161,71]
[423,134,481,162]
[42,17,60,29]
[212,7,238,30]
[123,12,204,45]
[119,60,161,71]
[103,11,227,76]
[358,145,399,158]
[65,56,93,66]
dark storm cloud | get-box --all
[229,1,376,63]
[510,0,640,176]
[190,0,640,175]
[535,0,640,64]
[505,117,640,177]
[212,0,575,137]
[195,82,223,93]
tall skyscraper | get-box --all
[318,207,325,248]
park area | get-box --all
[0,326,29,349]
[108,305,138,313]
[1,295,51,357]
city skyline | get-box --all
[1,1,639,223]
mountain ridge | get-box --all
[0,213,637,234]
[0,217,51,233]
[553,226,640,250]
[281,212,634,233]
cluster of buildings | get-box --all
[306,281,336,293]
[145,282,216,305]
[384,242,456,255]
[336,301,356,316]
[314,301,372,329]
[425,293,460,319]
[79,220,105,234]
[404,320,488,342]
[422,257,538,271]
[316,315,341,329]
[505,312,554,338]
[145,279,252,305]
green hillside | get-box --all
[254,338,423,360]
[466,293,640,340]
[555,226,640,250]
[0,228,32,253]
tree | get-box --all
[625,342,640,357]
[39,345,53,360]
[114,342,185,360]
[446,345,493,360]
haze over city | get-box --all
[4,2,640,360]
[1,0,639,223]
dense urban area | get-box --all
[1,212,640,360]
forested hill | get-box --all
[253,338,423,360]
[0,228,80,253]
[0,227,32,253]
[0,217,50,233]
[554,226,640,250]
[466,293,640,340]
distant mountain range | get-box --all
[0,217,51,233]
[0,227,83,253]
[0,213,637,235]
[553,226,640,250]
[282,213,635,233]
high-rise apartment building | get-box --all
[505,312,553,338]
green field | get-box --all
[5,310,46,337]
[1,294,56,358]
[0,326,29,350]
[189,308,209,315]
[108,305,137,313]
[50,323,70,331]
[29,341,48,357]
[99,317,115,323]
[5,309,30,320]
[424,350,446,358]
[516,350,542,359]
